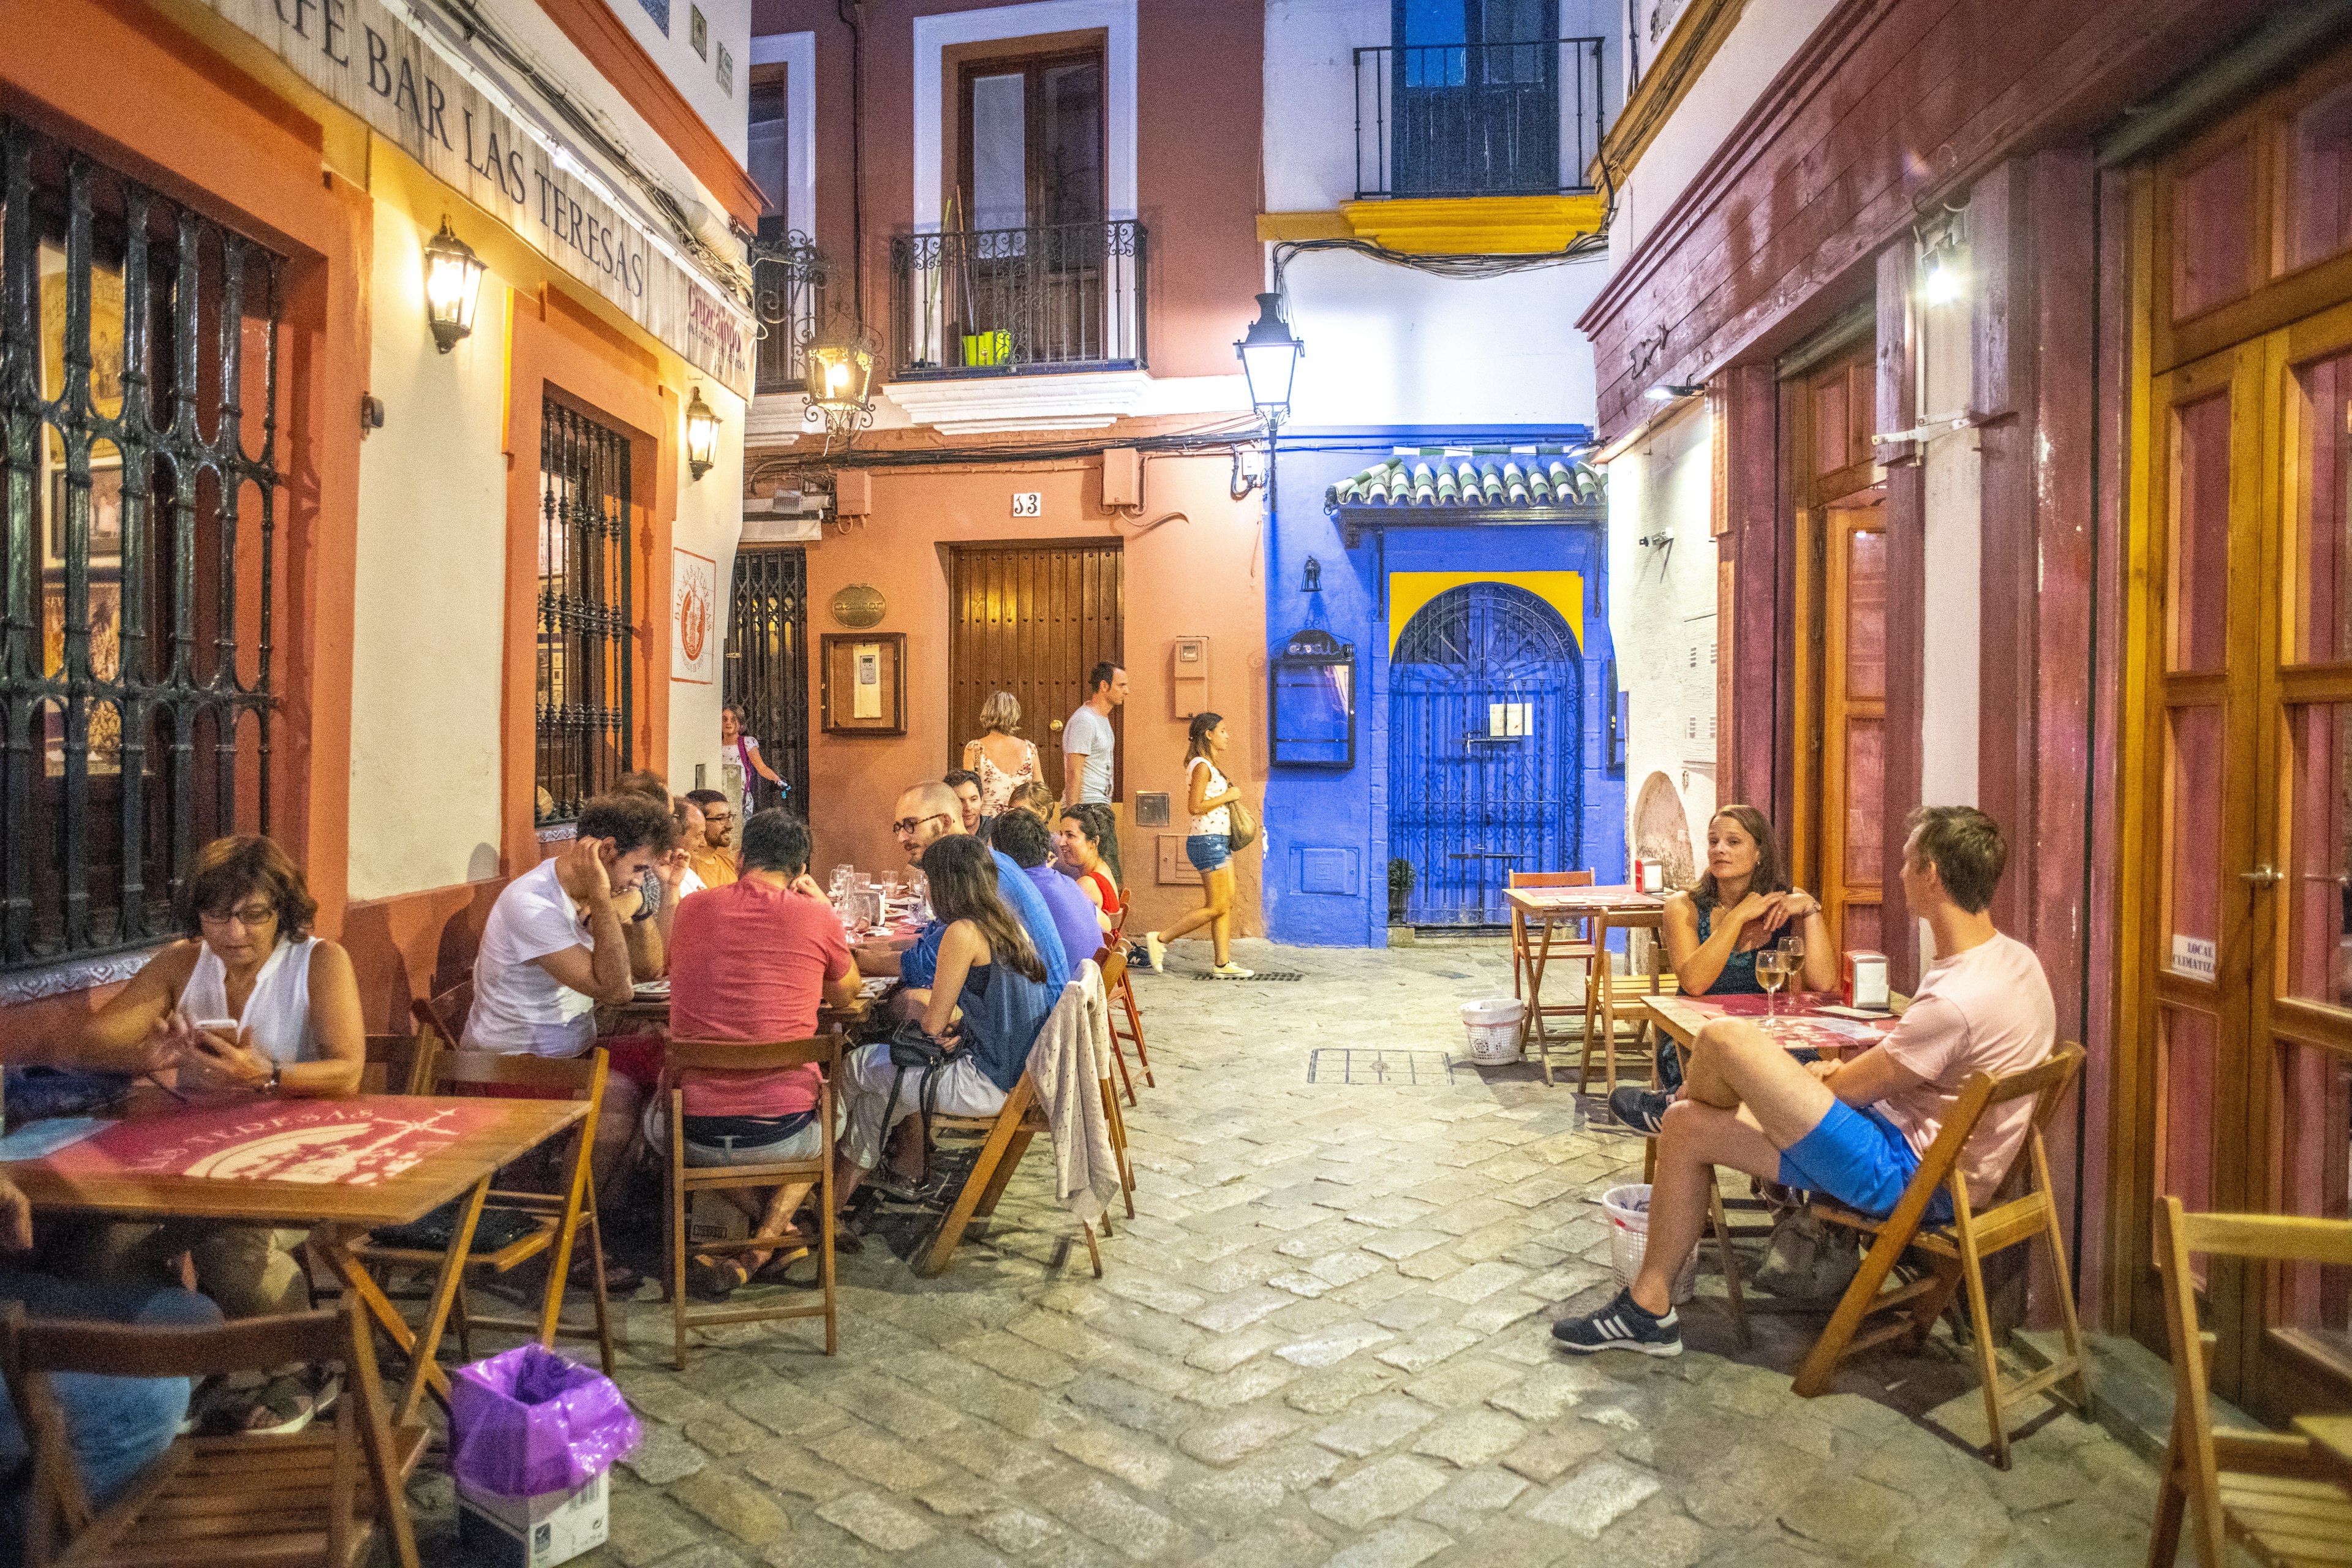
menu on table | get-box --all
[21,1096,507,1187]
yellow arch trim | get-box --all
[1389,572,1585,655]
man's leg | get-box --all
[1558,1019,1843,1349]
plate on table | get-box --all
[632,980,671,999]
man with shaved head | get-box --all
[858,780,1069,1000]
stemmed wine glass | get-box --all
[1755,948,1788,1031]
[1780,932,1807,1007]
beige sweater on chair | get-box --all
[1025,960,1122,1227]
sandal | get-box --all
[201,1370,317,1436]
[685,1257,747,1302]
[868,1167,936,1205]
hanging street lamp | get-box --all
[802,317,879,455]
[1235,292,1304,428]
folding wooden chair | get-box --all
[413,976,472,1049]
[1088,955,1138,1221]
[1581,911,1673,1095]
[915,1074,1105,1278]
[2147,1199,2352,1568]
[658,1036,840,1370]
[1788,1044,2089,1468]
[345,1049,614,1379]
[1508,870,1597,1084]
[2,1299,423,1568]
[1102,935,1154,1095]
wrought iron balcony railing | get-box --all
[1354,36,1610,200]
[750,225,826,394]
[889,218,1147,380]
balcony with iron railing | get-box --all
[1354,36,1609,200]
[750,224,826,394]
[889,218,1146,381]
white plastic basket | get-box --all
[1459,998,1526,1064]
[1600,1183,1698,1304]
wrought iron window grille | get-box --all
[750,226,826,395]
[536,399,635,823]
[722,545,809,815]
[890,219,1147,380]
[0,118,284,972]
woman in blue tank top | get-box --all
[1625,805,1835,1116]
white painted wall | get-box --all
[601,0,753,162]
[1607,0,1838,272]
[349,203,510,899]
[1284,249,1608,426]
[671,378,746,795]
[1604,401,1718,873]
[1918,428,1980,813]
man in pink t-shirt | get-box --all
[1555,806,2056,1357]
[662,810,860,1298]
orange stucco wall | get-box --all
[805,450,1267,940]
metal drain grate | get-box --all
[1306,1049,1455,1085]
[1194,970,1305,982]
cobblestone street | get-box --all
[437,940,2162,1568]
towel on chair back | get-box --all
[1025,960,1121,1226]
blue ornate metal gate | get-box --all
[1389,583,1581,926]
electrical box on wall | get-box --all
[1102,447,1140,510]
[1172,636,1209,718]
[834,470,872,515]
[1156,834,1205,886]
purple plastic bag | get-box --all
[448,1344,642,1498]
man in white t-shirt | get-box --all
[466,791,677,1197]
[1061,662,1126,807]
[1553,805,2056,1357]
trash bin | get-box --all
[1459,998,1526,1065]
[1599,1183,1698,1305]
[450,1344,641,1568]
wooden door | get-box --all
[947,542,1123,797]
[1819,498,1887,957]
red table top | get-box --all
[1662,991,1901,1055]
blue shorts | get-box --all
[1186,834,1231,872]
[1778,1100,1954,1226]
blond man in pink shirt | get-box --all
[1555,805,2056,1357]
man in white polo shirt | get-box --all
[1553,805,2056,1357]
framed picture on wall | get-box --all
[821,631,905,736]
[47,462,124,570]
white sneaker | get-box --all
[1210,962,1254,979]
[1143,932,1166,972]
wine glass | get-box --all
[1781,933,1806,1005]
[1755,949,1787,1031]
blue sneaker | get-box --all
[1551,1287,1682,1357]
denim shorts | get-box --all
[1185,833,1231,872]
[1778,1099,1954,1225]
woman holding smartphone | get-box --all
[70,834,364,1432]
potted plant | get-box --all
[1387,858,1415,924]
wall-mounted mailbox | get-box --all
[1172,636,1210,718]
[1269,628,1355,769]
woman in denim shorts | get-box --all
[1141,712,1253,977]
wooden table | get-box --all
[2295,1415,2352,1488]
[3,1093,587,1425]
[1643,991,1902,1062]
[1504,885,1665,1085]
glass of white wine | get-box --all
[1755,949,1787,1031]
[1781,933,1806,1003]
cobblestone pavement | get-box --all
[421,938,2162,1568]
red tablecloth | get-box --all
[1674,992,1898,1055]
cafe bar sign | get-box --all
[201,0,754,398]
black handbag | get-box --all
[875,1020,956,1177]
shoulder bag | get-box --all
[1224,794,1260,852]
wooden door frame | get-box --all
[1819,498,1887,959]
[955,45,1109,230]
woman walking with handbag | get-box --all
[1142,712,1254,978]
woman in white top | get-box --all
[723,704,788,818]
[962,691,1042,818]
[1142,711,1253,978]
[72,835,364,1431]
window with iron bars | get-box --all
[0,118,284,974]
[536,399,635,823]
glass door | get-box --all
[1819,497,1886,958]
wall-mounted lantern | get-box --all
[685,386,720,481]
[803,318,879,454]
[1270,627,1355,770]
[421,217,485,354]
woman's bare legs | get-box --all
[1157,864,1234,961]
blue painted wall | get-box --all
[1263,426,1626,948]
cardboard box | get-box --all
[1843,951,1890,1011]
[458,1469,608,1568]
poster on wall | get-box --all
[672,548,715,684]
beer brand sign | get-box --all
[203,0,754,397]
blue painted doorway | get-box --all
[1388,582,1581,925]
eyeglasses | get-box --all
[199,902,277,929]
[891,812,953,837]
[702,812,733,826]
